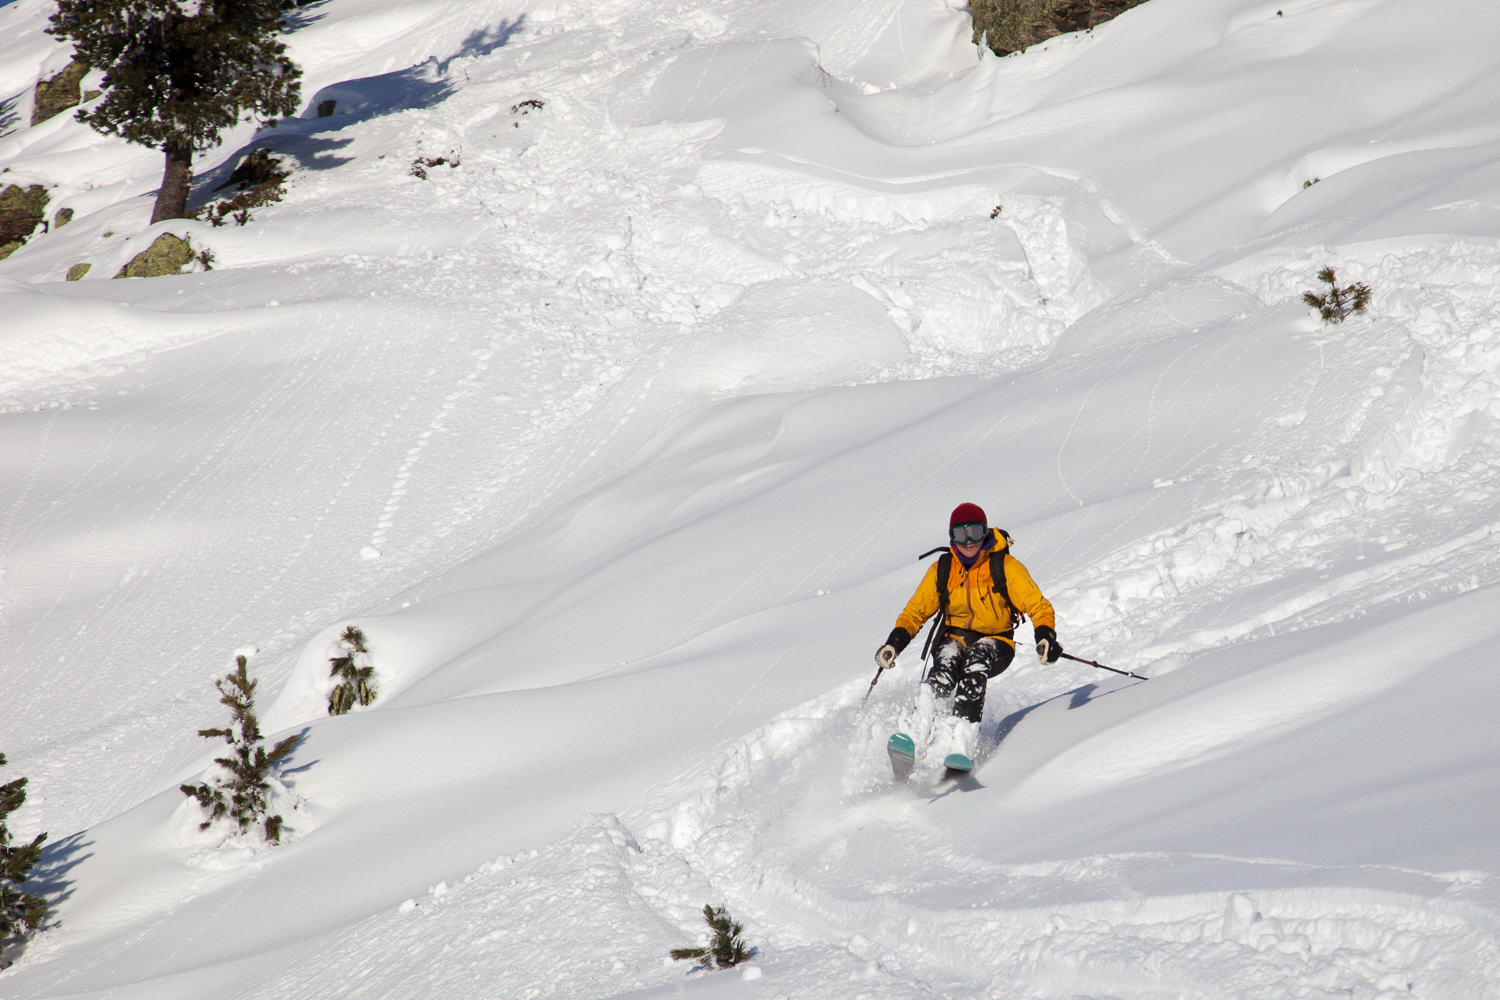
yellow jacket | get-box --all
[893,530,1055,646]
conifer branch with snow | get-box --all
[0,753,49,949]
[180,656,299,843]
[327,626,377,716]
[669,904,752,969]
[1302,266,1372,323]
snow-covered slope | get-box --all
[3,0,1500,997]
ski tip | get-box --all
[888,732,916,783]
[942,752,972,775]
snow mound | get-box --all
[6,0,1500,997]
[0,273,239,399]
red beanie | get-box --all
[950,502,987,527]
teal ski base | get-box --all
[942,752,973,779]
[887,733,916,782]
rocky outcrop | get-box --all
[66,263,91,281]
[32,60,89,127]
[113,233,194,278]
[1048,0,1152,34]
[218,148,287,191]
[54,207,74,228]
[971,0,1152,56]
[0,184,50,259]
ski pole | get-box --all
[1059,652,1148,680]
[865,608,945,706]
[869,547,953,706]
[918,609,944,685]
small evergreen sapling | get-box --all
[1302,266,1372,324]
[181,656,299,842]
[670,904,752,969]
[327,626,377,716]
[409,154,460,179]
[196,149,289,227]
[1,753,50,947]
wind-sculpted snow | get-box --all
[228,612,1500,1000]
[4,0,1500,996]
[0,276,251,398]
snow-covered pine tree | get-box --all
[327,626,377,716]
[46,0,303,223]
[669,904,752,969]
[1,753,49,947]
[1302,266,1373,323]
[180,656,299,842]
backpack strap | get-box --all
[989,549,1025,629]
[918,551,954,670]
[935,552,953,616]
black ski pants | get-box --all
[926,633,1015,723]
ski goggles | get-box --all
[949,522,988,545]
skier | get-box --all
[874,503,1060,767]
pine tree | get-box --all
[46,0,303,223]
[669,904,752,969]
[181,656,299,843]
[327,626,378,716]
[1302,266,1373,324]
[1,754,49,947]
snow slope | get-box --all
[3,0,1500,997]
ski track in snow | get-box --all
[4,0,1500,996]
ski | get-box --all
[890,736,974,784]
[887,733,916,782]
[941,753,973,781]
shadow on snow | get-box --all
[297,17,526,124]
[184,17,525,208]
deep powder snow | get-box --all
[3,0,1500,998]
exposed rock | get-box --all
[84,89,102,103]
[972,0,1152,55]
[113,233,194,279]
[317,99,337,117]
[0,184,49,255]
[1049,0,1152,34]
[66,263,91,281]
[217,149,288,191]
[54,207,74,228]
[31,60,89,127]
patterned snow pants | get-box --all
[926,634,1015,723]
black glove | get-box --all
[874,628,912,672]
[1034,626,1062,664]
